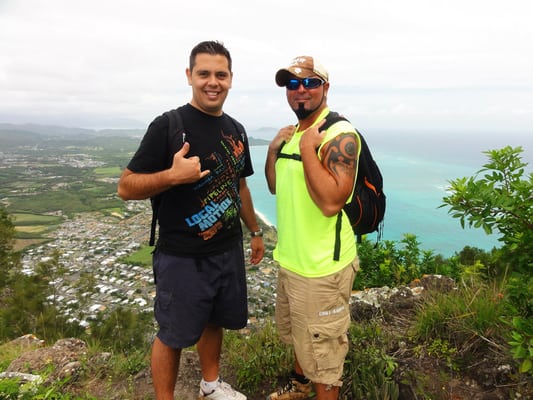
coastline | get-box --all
[248,146,501,256]
[255,209,275,228]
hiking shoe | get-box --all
[266,377,313,400]
[198,379,246,400]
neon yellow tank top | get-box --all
[273,108,359,277]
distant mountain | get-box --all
[0,123,144,138]
[0,122,270,148]
[247,126,277,140]
[0,129,44,147]
[249,137,270,146]
[0,123,96,137]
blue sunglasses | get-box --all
[285,77,325,91]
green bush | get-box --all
[87,307,154,353]
[356,234,457,290]
[341,322,399,400]
[508,316,533,375]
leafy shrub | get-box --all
[341,322,399,400]
[356,234,457,290]
[508,316,533,375]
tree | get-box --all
[0,208,79,342]
[0,207,18,290]
[441,146,533,277]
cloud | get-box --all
[0,0,532,137]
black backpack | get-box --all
[148,108,185,246]
[277,112,385,258]
[148,108,245,246]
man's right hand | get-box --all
[269,125,296,154]
[169,142,210,185]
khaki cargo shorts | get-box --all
[275,259,358,386]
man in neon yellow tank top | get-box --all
[265,56,361,400]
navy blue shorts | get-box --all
[152,242,248,349]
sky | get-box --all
[1,0,532,141]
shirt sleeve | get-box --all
[241,130,254,178]
[126,114,170,173]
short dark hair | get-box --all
[189,41,232,72]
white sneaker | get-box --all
[198,378,247,400]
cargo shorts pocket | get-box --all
[156,290,172,310]
[154,290,173,331]
[308,312,350,371]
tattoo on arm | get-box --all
[323,133,357,178]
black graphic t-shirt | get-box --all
[127,104,254,256]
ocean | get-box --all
[246,133,532,257]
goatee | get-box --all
[294,103,314,120]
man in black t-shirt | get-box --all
[118,41,264,400]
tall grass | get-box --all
[223,320,294,395]
[410,282,511,362]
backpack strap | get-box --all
[277,152,302,161]
[333,212,343,261]
[149,108,184,246]
[277,112,347,160]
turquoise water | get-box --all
[247,145,503,257]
